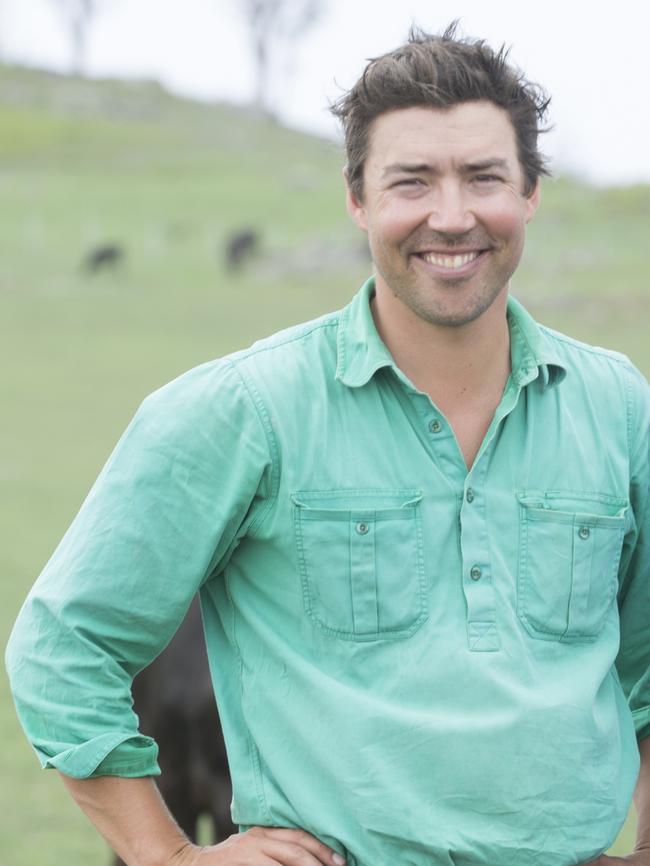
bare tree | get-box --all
[0,1,6,62]
[235,0,323,115]
[48,0,107,75]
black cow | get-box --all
[224,229,259,271]
[83,243,125,274]
[112,597,235,866]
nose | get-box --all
[426,183,477,234]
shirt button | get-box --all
[428,419,442,433]
[356,522,370,535]
[470,566,482,581]
[578,526,590,540]
[466,488,475,503]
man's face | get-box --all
[346,101,540,329]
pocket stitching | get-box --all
[293,489,427,642]
[517,498,625,642]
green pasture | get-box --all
[0,65,647,863]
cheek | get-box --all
[481,201,528,243]
[367,201,429,246]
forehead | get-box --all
[364,101,519,172]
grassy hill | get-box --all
[1,64,646,865]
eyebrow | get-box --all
[464,159,509,172]
[382,158,510,178]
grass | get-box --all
[0,63,648,863]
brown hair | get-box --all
[330,22,551,200]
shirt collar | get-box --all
[506,296,566,388]
[335,277,397,388]
[336,277,566,389]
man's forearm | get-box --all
[634,737,650,853]
[59,773,345,866]
[59,774,191,866]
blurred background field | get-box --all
[1,65,647,864]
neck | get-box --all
[370,286,511,408]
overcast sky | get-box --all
[2,0,649,186]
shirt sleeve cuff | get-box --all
[38,731,161,779]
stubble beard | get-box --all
[372,229,520,329]
[374,251,507,330]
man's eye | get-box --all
[474,174,502,183]
[393,178,424,188]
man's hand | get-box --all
[170,826,346,866]
[583,853,650,866]
[584,741,650,866]
[59,775,346,866]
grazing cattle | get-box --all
[113,597,235,866]
[83,243,125,274]
[224,229,259,271]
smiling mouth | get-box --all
[417,250,482,269]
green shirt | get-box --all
[6,279,650,866]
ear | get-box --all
[524,178,541,224]
[344,167,368,232]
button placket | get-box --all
[390,382,466,483]
[457,372,523,652]
[422,408,467,485]
[459,457,499,652]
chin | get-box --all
[421,310,486,328]
[411,291,503,329]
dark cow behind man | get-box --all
[113,597,235,866]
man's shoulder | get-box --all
[537,320,649,412]
[539,321,643,378]
[141,307,342,418]
[228,307,341,367]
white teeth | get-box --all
[421,250,480,269]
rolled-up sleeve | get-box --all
[616,363,650,741]
[5,357,276,777]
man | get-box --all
[6,23,650,866]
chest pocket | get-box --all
[517,491,628,642]
[291,489,427,641]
